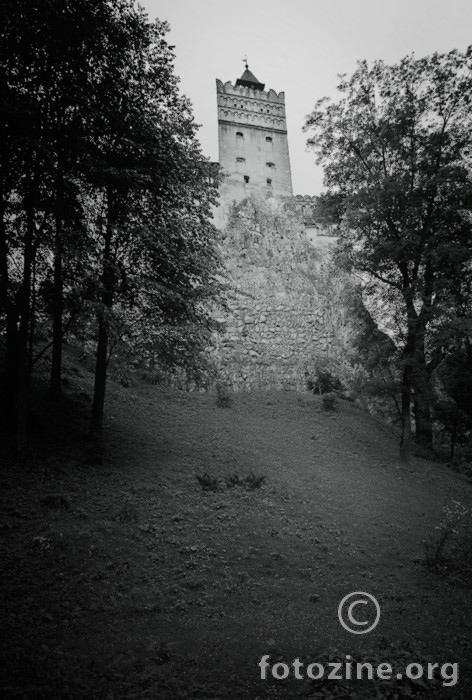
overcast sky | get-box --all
[140,0,472,195]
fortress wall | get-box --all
[211,293,334,391]
[209,200,358,391]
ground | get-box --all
[1,363,472,699]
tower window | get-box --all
[236,157,246,163]
[266,162,275,168]
[236,131,244,139]
[244,175,250,184]
[265,136,273,143]
[267,178,272,186]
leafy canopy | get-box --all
[304,48,472,321]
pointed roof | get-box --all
[236,67,265,91]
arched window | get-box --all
[236,157,246,163]
[265,136,273,144]
[236,131,244,139]
[266,162,275,168]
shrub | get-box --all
[322,393,338,412]
[313,368,343,395]
[424,499,472,584]
[41,495,70,511]
[117,501,139,523]
[244,472,266,490]
[305,374,316,392]
[226,473,244,488]
[196,473,219,492]
[216,382,231,408]
[225,472,266,490]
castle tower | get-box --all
[215,64,293,226]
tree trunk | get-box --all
[90,187,115,436]
[450,405,459,459]
[50,171,64,399]
[413,391,433,448]
[400,293,419,463]
[90,315,109,435]
[14,190,35,451]
[399,362,412,463]
[3,311,20,448]
[412,330,433,449]
[0,189,18,448]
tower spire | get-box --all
[236,61,265,91]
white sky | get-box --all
[140,0,472,195]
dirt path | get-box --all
[1,381,471,698]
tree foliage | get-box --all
[305,49,472,460]
[1,0,221,449]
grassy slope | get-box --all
[1,363,471,698]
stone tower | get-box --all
[215,64,293,226]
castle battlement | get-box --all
[216,79,286,104]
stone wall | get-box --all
[210,195,362,391]
[214,294,334,391]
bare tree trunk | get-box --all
[450,405,459,459]
[399,362,412,463]
[14,188,35,451]
[0,182,18,449]
[90,315,109,435]
[412,330,433,449]
[413,391,433,448]
[50,172,64,399]
[90,187,115,436]
[400,295,418,463]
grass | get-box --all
[1,361,472,698]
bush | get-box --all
[244,472,266,490]
[322,393,338,412]
[306,366,343,395]
[316,369,342,395]
[424,499,472,585]
[226,473,244,488]
[225,472,266,490]
[196,473,219,492]
[117,501,139,523]
[305,374,316,392]
[216,382,231,408]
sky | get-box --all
[140,0,472,195]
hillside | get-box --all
[1,365,472,699]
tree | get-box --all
[1,1,222,449]
[85,13,221,435]
[305,49,472,460]
[1,0,124,447]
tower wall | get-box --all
[215,78,293,226]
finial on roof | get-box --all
[243,54,249,70]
